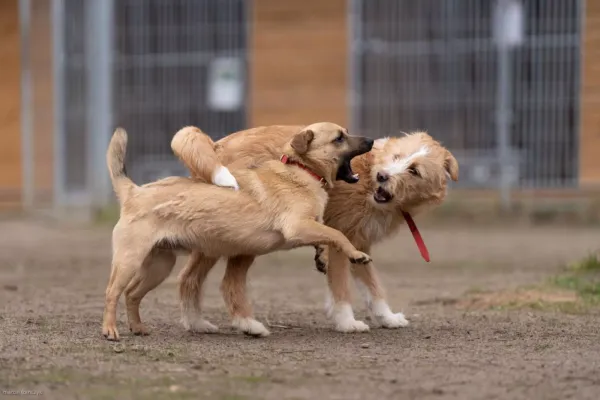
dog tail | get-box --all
[107,127,137,202]
[171,126,239,190]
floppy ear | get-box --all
[291,129,314,154]
[444,151,459,181]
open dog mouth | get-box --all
[336,137,374,184]
[336,159,360,183]
[373,186,394,203]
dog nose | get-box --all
[376,171,389,183]
[365,137,374,150]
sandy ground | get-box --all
[1,217,599,400]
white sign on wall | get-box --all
[493,0,525,48]
[207,57,244,112]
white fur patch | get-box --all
[373,137,389,150]
[384,146,429,176]
[212,166,239,190]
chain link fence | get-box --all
[350,0,583,192]
[19,0,587,214]
[20,0,249,210]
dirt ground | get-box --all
[1,217,599,400]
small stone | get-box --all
[3,285,18,291]
[113,345,125,353]
[361,343,370,349]
[424,335,432,339]
[169,385,180,393]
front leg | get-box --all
[283,220,371,265]
[350,248,409,329]
[324,248,370,333]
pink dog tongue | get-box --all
[401,211,430,262]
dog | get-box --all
[173,126,459,333]
[101,122,374,340]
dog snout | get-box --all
[363,137,374,151]
[376,171,389,183]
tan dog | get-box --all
[102,123,374,340]
[173,126,458,333]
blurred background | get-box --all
[1,0,599,221]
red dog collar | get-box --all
[280,154,325,185]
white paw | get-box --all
[212,166,239,190]
[232,317,270,337]
[335,319,370,333]
[377,312,409,329]
[181,315,219,333]
[332,302,370,333]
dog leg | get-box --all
[282,220,371,265]
[125,249,176,336]
[102,244,152,341]
[325,248,370,333]
[351,260,409,329]
[221,255,270,337]
[178,251,220,333]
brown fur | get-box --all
[101,123,374,340]
[173,126,459,333]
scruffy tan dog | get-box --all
[102,123,374,340]
[172,126,458,333]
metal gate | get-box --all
[349,0,583,190]
[21,0,250,210]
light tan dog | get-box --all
[173,126,458,333]
[102,123,374,340]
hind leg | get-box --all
[125,249,176,336]
[102,240,152,341]
[178,251,220,333]
[221,255,269,337]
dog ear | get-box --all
[291,129,315,154]
[444,151,459,181]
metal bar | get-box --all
[85,0,114,208]
[52,0,66,209]
[19,0,33,209]
[348,0,363,133]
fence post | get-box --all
[493,0,524,210]
[51,0,66,210]
[85,0,114,210]
[348,0,362,133]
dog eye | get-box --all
[407,165,420,177]
[334,134,345,143]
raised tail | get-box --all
[171,126,239,190]
[107,128,137,202]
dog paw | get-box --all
[102,324,120,341]
[377,312,410,329]
[232,317,270,337]
[129,322,150,336]
[181,316,219,333]
[349,251,372,264]
[335,319,370,333]
[314,246,328,274]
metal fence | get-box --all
[19,0,585,213]
[350,0,583,194]
[20,0,249,210]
